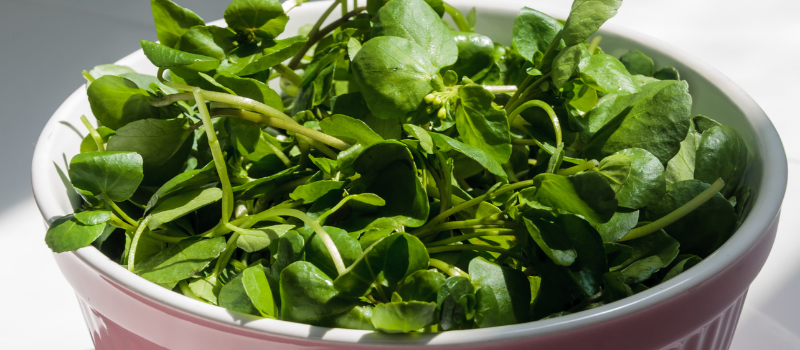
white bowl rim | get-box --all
[31,0,788,346]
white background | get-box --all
[0,0,798,348]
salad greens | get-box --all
[46,0,751,332]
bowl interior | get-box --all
[31,0,787,345]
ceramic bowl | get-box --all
[31,1,787,349]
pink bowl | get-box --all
[31,1,788,349]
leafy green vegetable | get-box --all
[51,0,750,333]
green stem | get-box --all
[506,73,551,112]
[287,1,354,69]
[341,0,348,16]
[107,199,137,227]
[427,245,530,265]
[212,109,350,151]
[587,36,602,55]
[414,219,513,239]
[146,230,187,243]
[265,139,293,168]
[82,70,95,83]
[482,85,518,93]
[272,64,304,87]
[443,3,472,32]
[178,280,203,301]
[416,180,534,232]
[109,214,136,231]
[193,91,235,226]
[621,178,726,241]
[508,100,561,145]
[212,231,241,278]
[127,216,151,272]
[558,160,599,175]
[80,115,105,152]
[538,32,563,70]
[429,258,470,279]
[426,230,517,248]
[435,152,452,217]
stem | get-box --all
[107,199,137,227]
[150,92,194,107]
[443,3,472,32]
[558,160,598,175]
[587,36,602,55]
[482,85,518,93]
[426,230,517,247]
[435,152,452,217]
[427,245,530,265]
[82,70,95,83]
[212,232,241,278]
[506,73,551,112]
[127,216,151,272]
[212,109,350,151]
[178,280,203,301]
[341,0,348,16]
[265,139,293,168]
[416,180,534,232]
[80,115,105,151]
[193,91,235,226]
[146,230,187,243]
[538,32,563,70]
[414,219,513,239]
[272,64,304,87]
[211,208,347,275]
[288,1,350,69]
[508,100,561,145]
[110,214,136,231]
[621,178,726,241]
[429,258,469,279]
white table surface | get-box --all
[1,0,798,348]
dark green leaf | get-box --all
[280,261,359,326]
[141,40,219,71]
[594,210,639,243]
[176,25,236,60]
[619,49,654,77]
[371,301,437,333]
[614,148,666,209]
[148,187,222,229]
[372,0,457,69]
[512,7,562,62]
[300,226,363,279]
[664,123,699,186]
[145,161,217,212]
[224,0,287,39]
[662,254,702,282]
[320,114,383,146]
[87,76,158,130]
[694,126,748,197]
[289,181,345,204]
[469,257,531,327]
[69,151,144,201]
[135,237,226,284]
[151,0,205,48]
[524,217,576,266]
[427,132,507,180]
[551,44,589,89]
[234,36,309,75]
[73,210,112,226]
[213,72,282,108]
[531,172,618,223]
[562,0,622,46]
[351,36,439,120]
[396,269,446,303]
[455,85,512,164]
[334,233,429,297]
[448,33,495,78]
[45,215,108,253]
[436,276,476,330]
[106,118,192,166]
[595,153,631,192]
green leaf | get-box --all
[578,54,639,95]
[135,237,226,284]
[280,261,359,326]
[644,180,736,257]
[351,36,439,120]
[455,85,512,164]
[654,66,680,81]
[236,224,294,252]
[403,124,434,154]
[289,180,345,204]
[87,76,158,130]
[242,265,277,318]
[531,172,617,223]
[372,0,457,69]
[219,271,260,315]
[69,151,144,202]
[106,118,192,166]
[524,217,576,266]
[436,276,476,330]
[512,7,563,62]
[447,33,496,78]
[664,124,699,186]
[320,114,384,146]
[45,215,108,253]
[176,25,236,60]
[612,230,680,283]
[562,0,622,46]
[145,161,217,212]
[595,153,631,192]
[73,210,112,226]
[594,210,639,243]
[396,269,446,303]
[233,36,309,76]
[224,0,287,39]
[353,142,429,227]
[213,72,283,108]
[537,214,607,296]
[694,126,748,197]
[334,233,429,297]
[151,0,205,48]
[662,254,702,282]
[80,127,115,153]
[551,44,589,89]
[141,40,220,71]
[619,49,655,77]
[299,226,363,279]
[271,231,305,280]
[427,132,507,180]
[613,148,666,209]
[469,257,531,328]
[371,301,437,333]
[148,187,223,229]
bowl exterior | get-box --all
[32,0,788,349]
